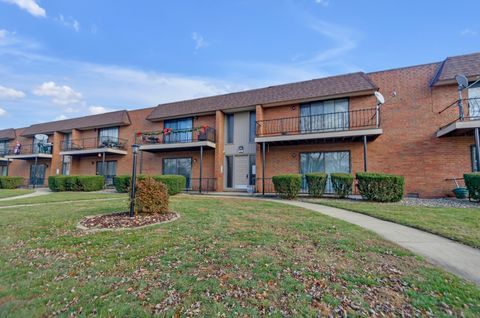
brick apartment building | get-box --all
[0,52,479,198]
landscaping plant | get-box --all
[305,172,328,197]
[48,175,104,192]
[113,175,131,193]
[272,174,302,199]
[330,173,353,198]
[133,176,169,214]
[357,172,404,202]
[464,173,480,201]
[113,175,186,195]
[0,176,24,189]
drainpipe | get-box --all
[199,145,203,194]
[363,135,368,172]
[458,87,465,121]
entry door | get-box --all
[30,164,46,186]
[234,156,249,189]
[468,83,480,119]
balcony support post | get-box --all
[262,142,266,196]
[139,150,143,174]
[475,128,480,172]
[363,135,368,172]
[199,145,203,194]
[6,159,9,176]
[102,152,106,187]
[32,155,38,189]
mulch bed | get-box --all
[79,212,178,230]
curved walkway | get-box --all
[274,199,480,286]
[0,188,51,201]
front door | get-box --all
[234,155,249,189]
[30,164,46,186]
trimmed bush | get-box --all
[77,176,104,191]
[272,174,302,200]
[357,172,404,202]
[152,175,186,195]
[113,175,131,193]
[305,173,328,197]
[464,173,480,201]
[0,176,24,189]
[48,175,104,192]
[133,177,169,214]
[331,173,354,198]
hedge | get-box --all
[113,175,131,193]
[330,173,354,198]
[0,176,24,189]
[113,174,186,196]
[305,173,328,197]
[464,173,480,201]
[357,172,404,202]
[272,174,302,200]
[48,175,104,192]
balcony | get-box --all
[138,126,216,152]
[255,107,382,144]
[4,143,53,160]
[437,98,480,137]
[59,137,128,156]
[0,149,9,161]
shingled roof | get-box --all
[0,128,16,140]
[147,72,378,120]
[431,52,480,86]
[21,110,131,136]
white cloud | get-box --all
[33,81,83,105]
[192,32,208,51]
[314,0,329,6]
[56,14,80,32]
[88,106,114,115]
[461,28,478,36]
[54,114,67,120]
[0,85,25,100]
[2,0,46,17]
[0,107,6,116]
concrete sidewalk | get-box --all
[0,187,51,201]
[274,199,480,286]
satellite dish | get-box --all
[455,74,469,89]
[374,91,385,105]
[34,134,48,142]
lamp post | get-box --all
[129,144,140,218]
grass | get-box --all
[0,189,34,199]
[0,191,126,207]
[304,198,480,248]
[0,193,479,317]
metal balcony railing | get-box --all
[439,98,480,129]
[61,137,128,151]
[6,143,53,156]
[137,126,216,145]
[256,108,380,137]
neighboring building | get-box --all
[1,52,480,197]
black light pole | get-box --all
[129,144,140,218]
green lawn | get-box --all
[0,191,126,207]
[0,193,479,317]
[304,198,480,248]
[0,189,34,199]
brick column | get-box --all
[50,131,63,176]
[255,105,264,193]
[214,110,225,192]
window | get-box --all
[300,151,350,193]
[164,118,193,143]
[468,82,480,119]
[0,165,7,176]
[96,161,117,185]
[0,141,8,156]
[226,114,234,144]
[300,98,349,133]
[163,158,192,188]
[249,111,256,143]
[226,156,233,188]
[63,133,72,150]
[98,127,119,147]
[472,145,479,172]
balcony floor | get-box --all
[140,140,216,153]
[5,153,53,160]
[59,147,128,157]
[255,128,383,145]
[436,120,480,137]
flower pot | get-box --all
[452,187,468,199]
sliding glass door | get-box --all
[163,158,192,188]
[300,98,349,133]
[164,118,193,143]
[300,151,350,193]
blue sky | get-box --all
[0,0,479,129]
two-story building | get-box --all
[1,51,479,197]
